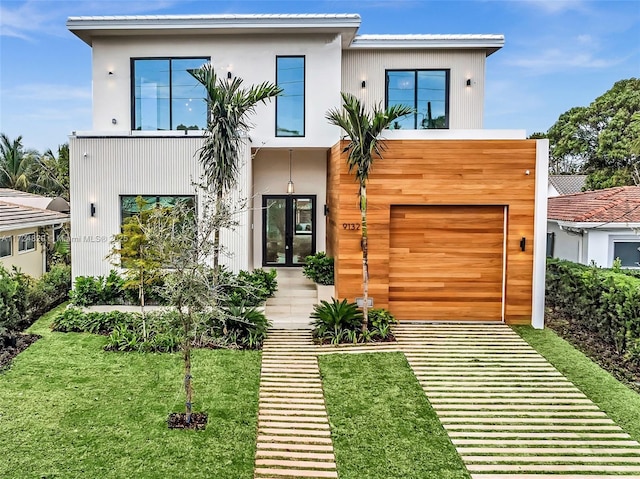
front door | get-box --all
[263,195,316,266]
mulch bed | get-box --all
[545,309,640,394]
[0,334,41,372]
[167,412,208,430]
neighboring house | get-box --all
[0,189,70,278]
[548,175,587,197]
[67,13,548,327]
[547,186,640,267]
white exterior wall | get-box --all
[342,49,486,128]
[251,148,327,268]
[547,223,640,268]
[69,135,252,280]
[91,33,343,147]
[547,222,583,263]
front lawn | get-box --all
[319,352,470,479]
[0,305,261,478]
[514,325,640,442]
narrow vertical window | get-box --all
[276,56,305,137]
[386,69,449,129]
[133,58,208,131]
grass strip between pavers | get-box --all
[319,352,471,479]
[0,304,261,479]
[514,325,640,442]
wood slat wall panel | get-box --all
[389,205,504,321]
[326,139,538,324]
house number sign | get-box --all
[342,223,361,230]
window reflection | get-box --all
[133,58,208,131]
[276,56,305,137]
[387,70,448,129]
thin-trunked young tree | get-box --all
[326,93,413,332]
[188,64,281,269]
[139,188,241,428]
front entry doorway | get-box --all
[263,195,316,266]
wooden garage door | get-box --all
[389,205,505,321]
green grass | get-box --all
[319,352,470,479]
[0,304,261,478]
[514,326,640,441]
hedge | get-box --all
[546,259,640,362]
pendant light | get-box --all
[287,149,295,194]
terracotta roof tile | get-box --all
[548,186,640,223]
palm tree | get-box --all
[189,64,282,269]
[326,93,413,332]
[0,133,37,191]
[35,143,70,200]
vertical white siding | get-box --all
[342,49,486,129]
[69,135,251,279]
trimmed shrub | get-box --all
[546,259,640,362]
[303,252,334,285]
[26,264,71,324]
[51,307,137,334]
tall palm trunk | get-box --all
[213,189,223,271]
[360,182,369,332]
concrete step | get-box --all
[267,296,317,306]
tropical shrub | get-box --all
[69,270,126,306]
[26,264,71,323]
[0,266,27,346]
[0,264,70,344]
[546,259,640,362]
[311,298,363,344]
[221,268,278,307]
[51,307,136,334]
[220,301,271,349]
[368,308,398,340]
[302,252,334,285]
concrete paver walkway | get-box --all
[254,330,338,479]
[394,323,640,479]
[254,324,640,479]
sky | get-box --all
[0,0,639,153]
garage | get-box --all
[389,205,506,321]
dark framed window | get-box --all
[120,195,196,222]
[386,69,449,129]
[276,56,305,137]
[0,236,12,258]
[132,57,209,131]
[613,241,640,267]
[546,232,555,258]
[18,233,36,252]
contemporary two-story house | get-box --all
[67,13,548,327]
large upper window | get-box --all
[276,56,305,137]
[386,70,449,129]
[0,236,12,258]
[613,241,640,268]
[132,58,209,131]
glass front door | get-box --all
[263,195,316,266]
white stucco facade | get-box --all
[68,14,511,279]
